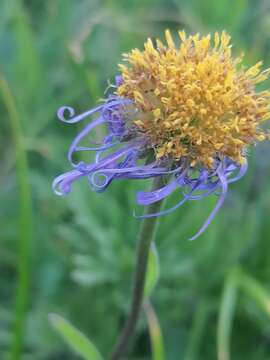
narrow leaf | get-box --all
[49,313,103,360]
[0,75,32,360]
[184,301,210,360]
[144,243,160,299]
[237,270,270,317]
[217,269,238,360]
[144,301,166,360]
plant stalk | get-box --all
[109,176,166,360]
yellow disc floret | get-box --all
[117,30,270,167]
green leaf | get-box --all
[49,313,103,360]
[217,269,238,360]
[144,243,160,299]
[184,301,210,360]
[1,75,33,360]
[144,301,166,360]
[237,269,270,317]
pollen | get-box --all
[117,30,270,167]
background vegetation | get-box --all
[1,0,270,359]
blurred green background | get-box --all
[1,0,270,359]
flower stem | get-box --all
[109,176,166,360]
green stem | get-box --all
[109,176,166,360]
[0,75,32,360]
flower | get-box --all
[53,30,270,240]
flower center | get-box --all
[117,30,270,167]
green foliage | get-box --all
[1,0,270,359]
[144,243,160,299]
[0,75,32,360]
[144,301,166,360]
[49,313,103,360]
[217,270,238,360]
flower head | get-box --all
[53,30,270,239]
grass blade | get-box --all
[0,75,32,360]
[217,269,238,360]
[144,243,160,299]
[237,269,270,317]
[144,301,166,360]
[49,313,103,360]
[184,301,210,360]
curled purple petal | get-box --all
[227,161,248,183]
[67,117,106,166]
[52,170,85,196]
[136,180,179,205]
[189,166,228,241]
[57,105,103,124]
[135,187,194,219]
[89,172,112,192]
[135,168,206,218]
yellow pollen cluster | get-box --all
[117,30,270,167]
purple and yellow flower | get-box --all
[53,30,270,239]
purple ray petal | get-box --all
[91,165,166,176]
[136,173,205,218]
[102,98,133,113]
[89,172,112,192]
[89,150,139,191]
[57,97,132,125]
[189,166,228,241]
[75,144,118,152]
[54,144,141,196]
[136,180,179,205]
[75,144,138,174]
[135,189,193,219]
[115,75,123,86]
[57,105,103,124]
[227,161,248,183]
[67,117,106,166]
[187,182,220,200]
[52,170,84,196]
